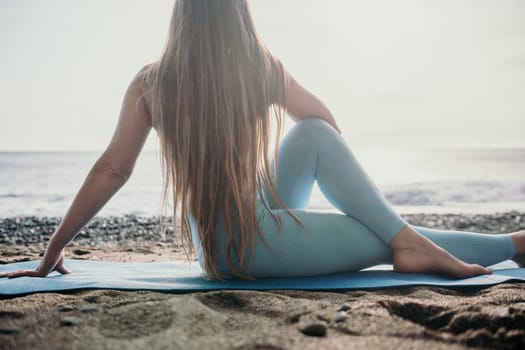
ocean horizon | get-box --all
[1,147,525,218]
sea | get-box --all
[1,148,524,218]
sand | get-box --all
[1,213,525,349]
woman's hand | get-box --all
[0,249,71,279]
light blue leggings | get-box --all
[192,118,516,278]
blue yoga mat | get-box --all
[1,259,524,296]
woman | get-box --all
[2,0,524,281]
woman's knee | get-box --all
[285,118,338,149]
[293,117,332,132]
[288,118,335,139]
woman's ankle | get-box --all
[509,230,525,256]
[389,225,427,251]
[509,231,525,266]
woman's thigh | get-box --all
[216,209,393,278]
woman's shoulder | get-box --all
[133,63,156,88]
[129,63,157,127]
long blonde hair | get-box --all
[143,0,298,280]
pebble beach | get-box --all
[1,212,525,350]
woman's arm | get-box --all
[282,69,341,134]
[0,66,153,278]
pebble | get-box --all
[1,212,523,247]
[79,305,98,313]
[334,311,348,322]
[338,303,351,312]
[57,304,75,312]
[60,316,81,326]
[300,322,328,337]
[0,215,178,246]
[73,249,91,256]
[0,326,20,335]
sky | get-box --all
[1,0,524,151]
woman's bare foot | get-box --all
[389,225,492,278]
[509,230,525,267]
